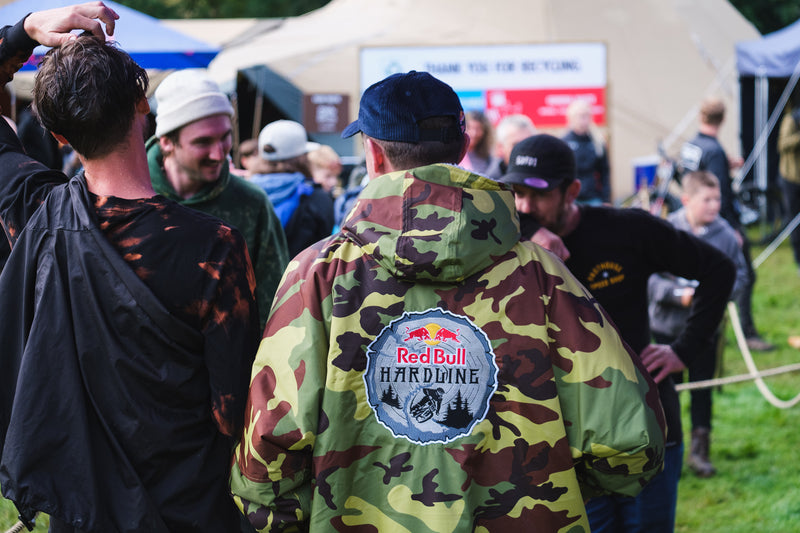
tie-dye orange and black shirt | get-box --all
[0,127,260,439]
[89,191,261,436]
[0,19,260,436]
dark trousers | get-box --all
[653,331,718,430]
[736,236,759,339]
[780,178,800,267]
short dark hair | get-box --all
[368,116,465,169]
[32,36,148,160]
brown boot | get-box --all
[687,427,716,478]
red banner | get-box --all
[484,87,605,129]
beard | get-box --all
[518,199,570,240]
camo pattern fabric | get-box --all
[231,164,665,532]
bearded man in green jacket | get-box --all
[147,69,288,330]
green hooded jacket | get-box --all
[147,137,288,330]
[231,164,666,532]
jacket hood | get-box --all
[145,136,231,205]
[340,164,520,283]
[249,172,306,202]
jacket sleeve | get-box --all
[204,226,262,438]
[728,240,749,303]
[0,95,67,249]
[230,252,326,532]
[0,17,67,246]
[647,272,685,309]
[639,213,736,366]
[252,198,289,332]
[778,111,800,154]
[534,247,666,499]
[0,16,38,88]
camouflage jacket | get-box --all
[231,164,665,532]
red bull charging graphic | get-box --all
[364,308,498,444]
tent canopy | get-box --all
[208,0,760,201]
[734,18,800,226]
[737,18,800,77]
[0,0,220,70]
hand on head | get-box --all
[24,1,118,47]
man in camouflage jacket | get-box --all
[230,71,666,532]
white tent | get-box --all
[208,0,759,201]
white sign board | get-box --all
[359,43,607,127]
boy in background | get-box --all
[308,144,343,196]
[649,170,748,477]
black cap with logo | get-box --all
[500,134,576,191]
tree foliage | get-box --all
[729,0,800,34]
[114,0,331,19]
[117,0,799,35]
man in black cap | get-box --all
[501,133,735,533]
[231,73,666,532]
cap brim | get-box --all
[341,119,361,138]
[501,172,563,191]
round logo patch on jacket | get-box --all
[364,308,498,444]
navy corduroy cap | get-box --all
[341,71,465,143]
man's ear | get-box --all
[565,179,581,203]
[364,136,388,178]
[136,97,151,115]
[159,134,174,155]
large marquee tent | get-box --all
[206,0,760,201]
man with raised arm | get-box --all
[0,4,260,531]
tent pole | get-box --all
[735,63,800,192]
[253,85,264,141]
[756,75,768,224]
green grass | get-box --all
[3,234,800,531]
[675,234,800,532]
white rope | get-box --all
[751,210,800,269]
[724,301,800,408]
[733,59,800,191]
[675,361,800,391]
[3,521,28,533]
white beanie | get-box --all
[154,69,234,138]
[258,120,320,161]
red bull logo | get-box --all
[396,346,467,366]
[404,323,460,345]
